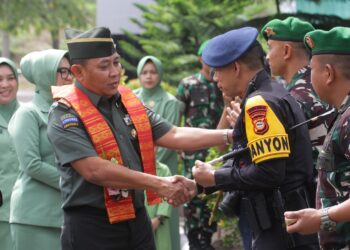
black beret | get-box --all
[65,27,116,60]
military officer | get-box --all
[285,26,350,249]
[176,40,223,250]
[192,27,320,249]
[261,17,335,171]
[47,27,232,250]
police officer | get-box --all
[47,27,232,250]
[262,17,334,170]
[285,26,350,249]
[192,27,320,249]
[176,40,223,249]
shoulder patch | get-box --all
[57,98,72,108]
[245,95,290,164]
[60,113,79,129]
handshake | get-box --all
[155,175,198,207]
[155,159,217,207]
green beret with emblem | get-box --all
[261,16,314,42]
[304,26,350,55]
[65,27,116,60]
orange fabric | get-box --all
[52,85,161,223]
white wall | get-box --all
[96,0,154,34]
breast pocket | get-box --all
[190,85,210,107]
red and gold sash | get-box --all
[52,84,161,223]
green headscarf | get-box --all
[137,55,163,85]
[136,55,164,100]
[20,49,68,102]
[0,57,20,122]
[0,57,19,81]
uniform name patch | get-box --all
[60,114,79,129]
[245,95,290,164]
[248,135,290,163]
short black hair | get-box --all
[238,41,265,70]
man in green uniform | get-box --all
[176,41,223,250]
[285,26,350,249]
[261,17,334,166]
[47,27,232,250]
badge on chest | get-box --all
[123,114,133,126]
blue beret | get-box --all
[202,27,258,67]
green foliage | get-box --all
[121,0,276,86]
[0,0,94,47]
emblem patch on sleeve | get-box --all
[60,114,79,129]
[247,105,269,135]
[245,95,290,164]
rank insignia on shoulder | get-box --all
[60,113,79,129]
[247,105,269,135]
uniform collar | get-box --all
[240,69,269,109]
[287,65,310,90]
[75,81,121,107]
[196,72,212,84]
[338,94,350,114]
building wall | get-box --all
[296,0,350,19]
[96,0,154,34]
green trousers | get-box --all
[0,221,14,250]
[10,223,61,250]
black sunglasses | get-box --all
[57,67,72,80]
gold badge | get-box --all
[305,35,315,49]
[265,27,276,37]
[247,105,269,135]
[131,128,137,138]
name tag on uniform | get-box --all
[123,114,133,126]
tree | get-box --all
[120,0,275,85]
[0,0,94,57]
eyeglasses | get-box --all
[57,67,72,80]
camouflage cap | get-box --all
[65,27,116,60]
[304,26,350,55]
[261,16,314,42]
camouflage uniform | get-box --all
[317,95,350,250]
[176,72,223,249]
[287,66,334,160]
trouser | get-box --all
[242,189,320,250]
[0,221,14,250]
[10,223,61,250]
[62,206,155,250]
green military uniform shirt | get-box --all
[47,82,173,209]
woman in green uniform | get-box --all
[0,57,20,250]
[134,55,182,250]
[8,49,73,250]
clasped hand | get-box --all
[157,176,197,207]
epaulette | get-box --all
[57,98,72,108]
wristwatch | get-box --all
[320,207,337,232]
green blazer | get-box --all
[0,100,20,222]
[8,94,62,228]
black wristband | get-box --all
[196,183,204,194]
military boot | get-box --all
[199,231,215,250]
[187,229,201,250]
